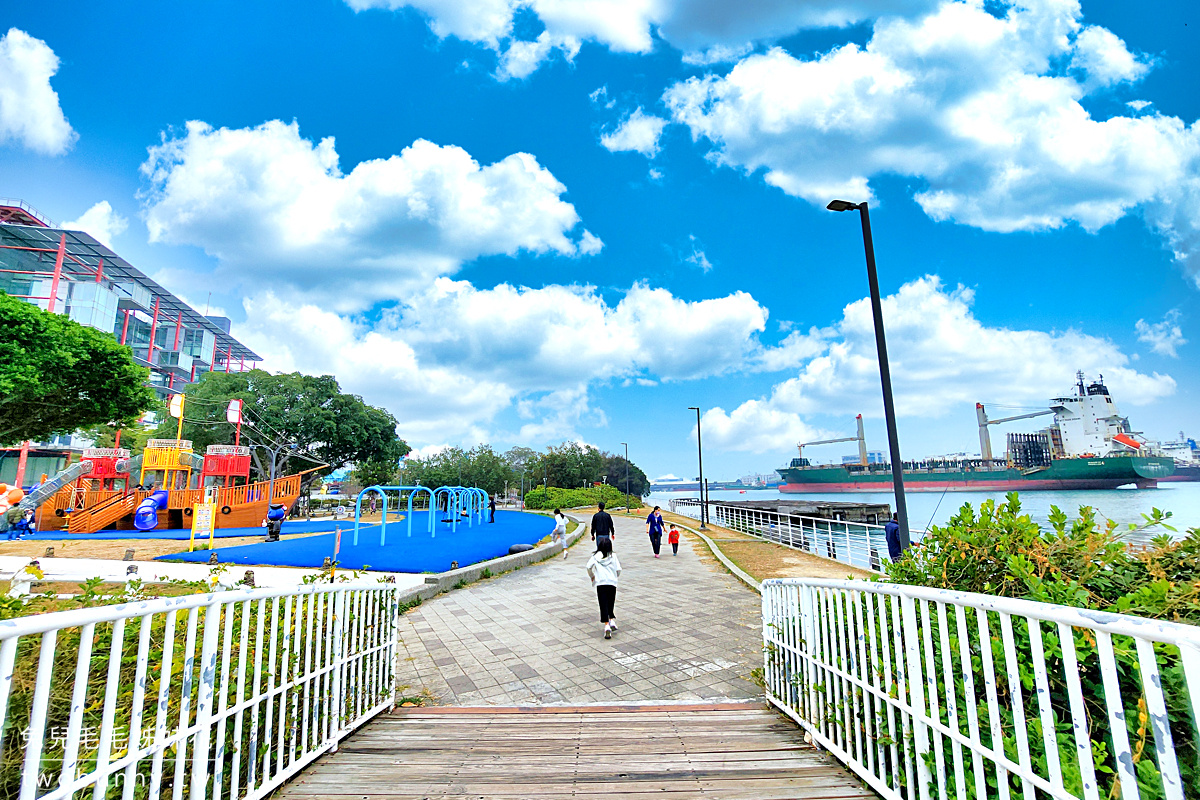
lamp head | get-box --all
[826,199,860,212]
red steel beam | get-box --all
[47,234,66,313]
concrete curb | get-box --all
[393,517,589,606]
[672,521,762,594]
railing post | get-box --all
[329,588,346,753]
[190,601,223,799]
[900,593,934,800]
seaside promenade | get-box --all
[277,512,875,799]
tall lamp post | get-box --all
[621,442,630,515]
[826,199,911,550]
[687,407,707,529]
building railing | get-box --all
[670,498,892,571]
[761,578,1200,800]
[0,582,400,800]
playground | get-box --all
[162,509,551,572]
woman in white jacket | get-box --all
[585,535,622,639]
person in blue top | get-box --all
[884,513,903,562]
[646,505,665,558]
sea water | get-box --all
[648,481,1200,536]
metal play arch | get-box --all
[353,485,436,546]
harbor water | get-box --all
[649,481,1200,535]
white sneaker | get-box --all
[609,619,618,632]
[604,627,612,639]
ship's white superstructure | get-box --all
[1048,373,1142,457]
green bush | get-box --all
[522,485,642,511]
[883,493,1199,798]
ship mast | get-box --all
[797,415,868,465]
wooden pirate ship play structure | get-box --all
[22,440,314,533]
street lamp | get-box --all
[826,199,911,551]
[621,442,631,514]
[687,407,707,529]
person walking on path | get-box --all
[552,507,570,559]
[884,513,902,562]
[585,536,622,639]
[646,506,665,558]
[590,501,615,548]
[668,524,680,556]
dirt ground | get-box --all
[0,530,329,561]
[657,509,874,582]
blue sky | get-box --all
[2,0,1197,481]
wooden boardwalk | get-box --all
[278,703,876,799]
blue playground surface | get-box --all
[156,510,554,573]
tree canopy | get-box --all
[153,370,409,481]
[396,441,651,497]
[0,292,155,446]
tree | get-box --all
[601,453,650,497]
[153,370,409,482]
[0,292,155,446]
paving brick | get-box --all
[393,513,762,705]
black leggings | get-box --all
[671,542,678,554]
[649,533,661,554]
[596,585,617,623]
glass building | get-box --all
[0,202,260,400]
[1,200,262,485]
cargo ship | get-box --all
[1159,434,1200,482]
[777,374,1175,493]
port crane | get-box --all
[797,415,869,466]
[976,403,1052,460]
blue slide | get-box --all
[134,490,170,531]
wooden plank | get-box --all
[276,706,877,800]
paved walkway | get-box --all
[394,512,763,704]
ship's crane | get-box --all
[976,403,1053,461]
[798,415,868,466]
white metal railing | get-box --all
[670,499,892,571]
[0,582,400,800]
[762,578,1200,800]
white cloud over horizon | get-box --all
[663,0,1200,286]
[0,28,76,155]
[1135,311,1186,357]
[62,201,128,249]
[600,108,668,157]
[702,275,1176,454]
[139,120,601,312]
[345,0,943,76]
[236,278,779,448]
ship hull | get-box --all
[778,456,1175,493]
[1159,465,1200,482]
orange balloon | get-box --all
[6,488,24,504]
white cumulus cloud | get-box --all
[1135,311,1186,357]
[0,28,76,155]
[139,120,601,311]
[62,201,128,249]
[238,278,782,448]
[601,108,668,157]
[663,0,1200,285]
[345,0,942,77]
[702,275,1176,454]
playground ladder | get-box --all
[66,490,140,534]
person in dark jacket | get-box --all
[590,501,615,548]
[488,495,496,523]
[884,513,902,562]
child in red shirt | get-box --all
[668,525,680,556]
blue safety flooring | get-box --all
[23,517,361,541]
[156,510,553,573]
